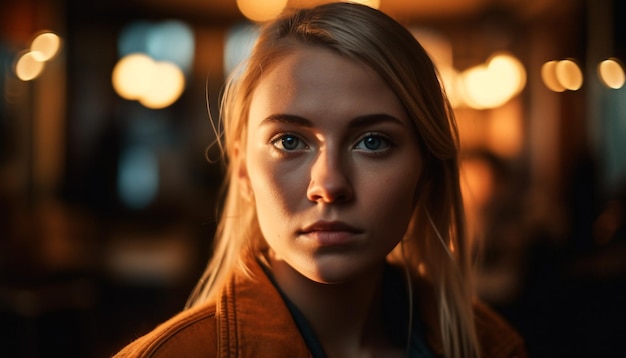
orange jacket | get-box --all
[113,258,526,357]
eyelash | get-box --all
[269,132,393,155]
[270,133,308,153]
[353,132,392,153]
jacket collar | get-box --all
[215,256,312,357]
[214,256,522,358]
[215,256,446,357]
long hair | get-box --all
[187,2,479,357]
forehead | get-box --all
[260,46,379,90]
[248,45,407,124]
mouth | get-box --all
[298,221,363,246]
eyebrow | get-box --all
[259,113,405,128]
[260,114,313,127]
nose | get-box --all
[306,150,354,204]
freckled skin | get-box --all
[243,45,422,284]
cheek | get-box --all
[249,171,285,242]
[368,172,420,232]
[247,158,305,219]
[249,164,307,253]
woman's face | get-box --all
[243,45,422,283]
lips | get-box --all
[298,221,362,246]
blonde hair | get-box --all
[188,2,480,357]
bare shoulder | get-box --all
[113,302,218,358]
[473,301,528,358]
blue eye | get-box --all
[271,134,307,151]
[355,134,390,152]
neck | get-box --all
[269,257,402,357]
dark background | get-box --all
[1,0,625,357]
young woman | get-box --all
[114,2,526,357]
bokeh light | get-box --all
[112,53,186,109]
[224,22,260,77]
[457,52,526,109]
[118,146,159,209]
[118,21,153,57]
[237,0,288,22]
[30,31,62,62]
[118,20,194,74]
[15,51,45,81]
[138,62,185,109]
[460,65,496,109]
[541,60,566,92]
[146,21,195,73]
[13,30,62,81]
[555,59,583,91]
[489,52,526,95]
[598,58,625,89]
[345,0,381,9]
[112,53,156,100]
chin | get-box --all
[305,258,376,285]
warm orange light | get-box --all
[237,0,288,22]
[459,65,492,109]
[458,53,526,109]
[487,101,523,157]
[15,51,45,81]
[30,32,62,62]
[541,60,566,92]
[555,59,583,91]
[345,0,381,9]
[139,62,185,109]
[489,53,526,95]
[461,158,495,213]
[112,53,186,109]
[598,58,625,89]
[112,53,155,100]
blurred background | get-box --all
[1,0,625,357]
